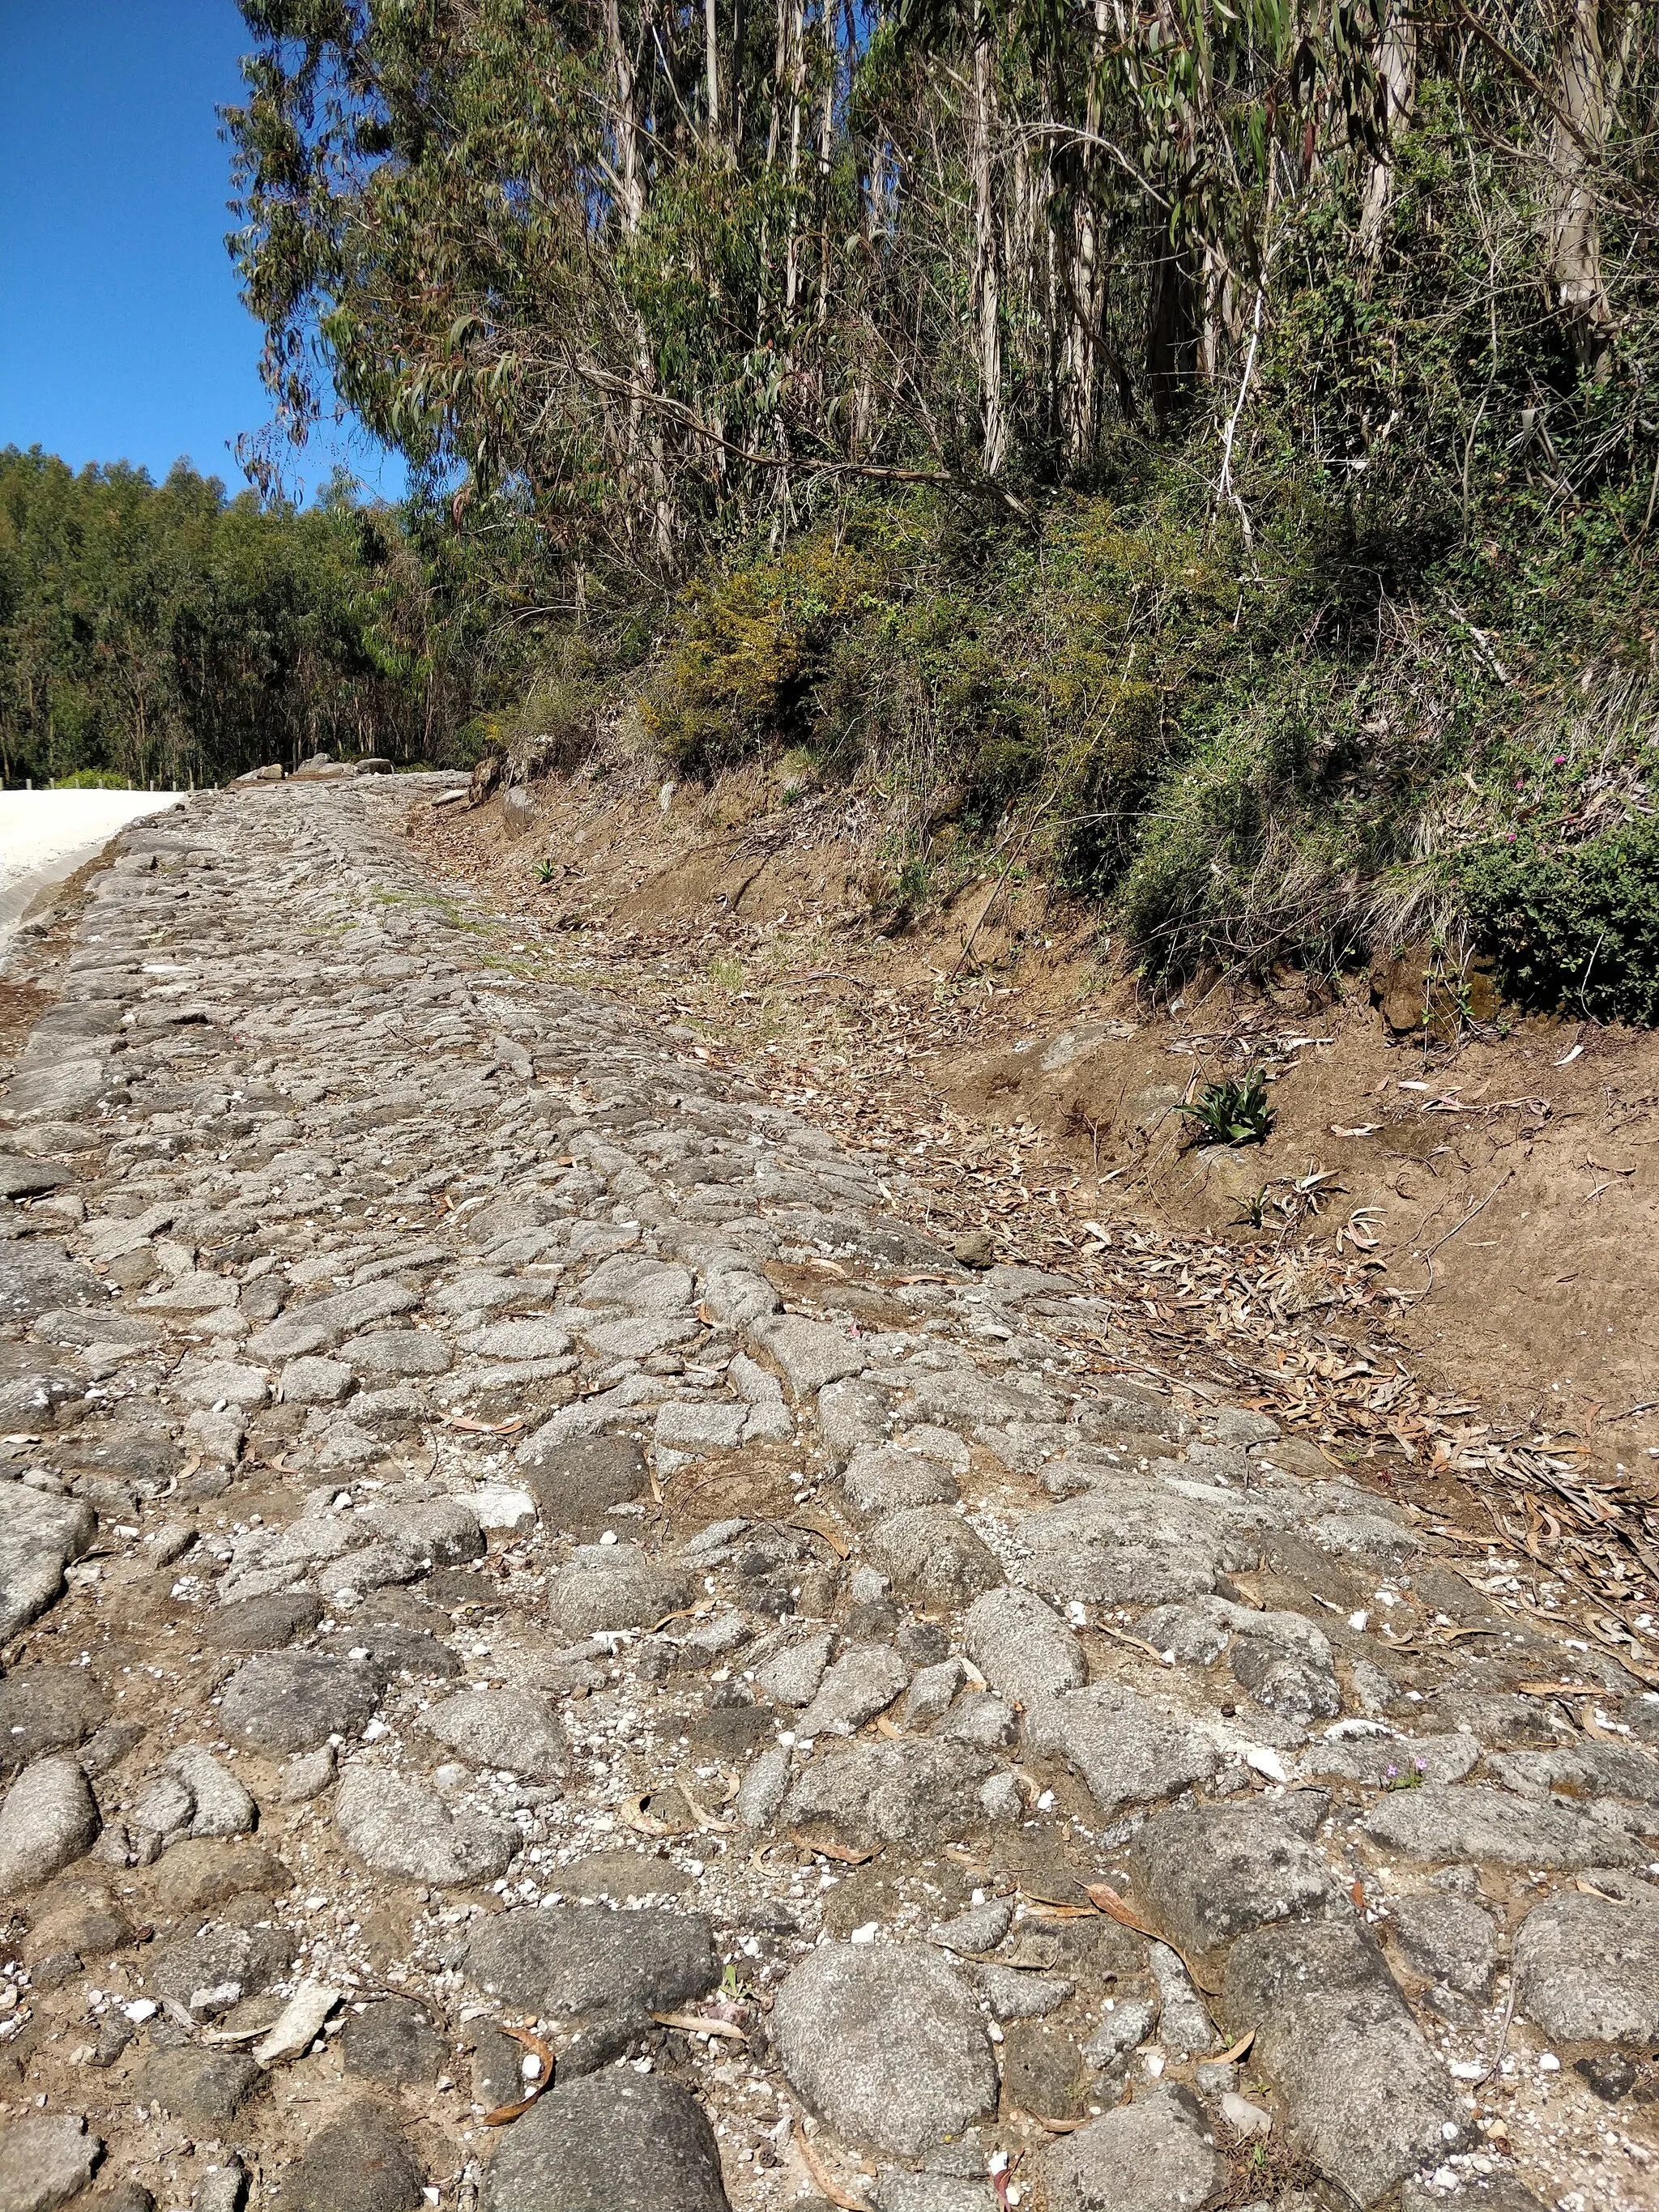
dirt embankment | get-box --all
[407,765,1659,1609]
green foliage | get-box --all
[646,531,889,772]
[535,856,557,884]
[1179,1071,1276,1146]
[51,768,136,790]
[1461,820,1659,1028]
[221,1,1659,1019]
[0,447,505,788]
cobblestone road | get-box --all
[0,783,1656,2212]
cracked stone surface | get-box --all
[0,782,1653,2212]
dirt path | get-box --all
[0,783,1656,2212]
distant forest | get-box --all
[0,449,501,789]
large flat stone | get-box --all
[750,1315,866,1399]
[136,2048,266,2126]
[962,1587,1085,1707]
[335,1766,515,1888]
[285,2100,424,2212]
[519,1434,649,1532]
[1513,1891,1659,2042]
[144,1923,292,2015]
[771,1941,997,2157]
[781,1739,1000,1852]
[219,1651,384,1753]
[0,1754,100,1890]
[1015,1485,1265,1608]
[866,1507,1004,1608]
[481,2070,730,2212]
[343,1998,447,2088]
[545,1543,692,1635]
[0,2112,103,2212]
[0,1484,95,1639]
[1362,1784,1640,1869]
[247,1281,420,1360]
[4,1059,111,1120]
[578,1255,693,1315]
[1128,1801,1337,1955]
[466,1903,717,2019]
[1222,1919,1466,2206]
[0,1666,109,1775]
[1038,2083,1226,2212]
[1023,1685,1217,1822]
[424,1688,565,1780]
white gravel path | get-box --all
[0,790,183,954]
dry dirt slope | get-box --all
[0,779,1653,2212]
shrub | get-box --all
[51,768,139,790]
[648,531,888,772]
[1179,1070,1275,1145]
[1461,820,1659,1027]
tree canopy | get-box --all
[0,447,493,787]
[226,2,1659,581]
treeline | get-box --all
[229,2,1659,560]
[216,4,1659,1005]
[0,449,494,789]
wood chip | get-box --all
[651,2010,748,2040]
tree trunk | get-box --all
[1357,0,1416,258]
[1547,0,1615,380]
[970,23,1005,475]
[1145,219,1196,424]
[813,32,835,330]
[783,0,805,322]
[1060,2,1110,468]
[731,0,747,156]
[705,0,720,143]
[603,0,646,232]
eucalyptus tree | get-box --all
[226,2,1659,574]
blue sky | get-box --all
[0,1,403,502]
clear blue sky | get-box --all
[0,0,403,502]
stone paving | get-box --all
[0,782,1657,2212]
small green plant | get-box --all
[706,952,744,991]
[889,855,931,914]
[535,857,557,884]
[1179,1069,1274,1145]
[1384,1757,1427,1790]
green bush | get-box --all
[646,530,890,772]
[51,769,139,791]
[1461,820,1659,1027]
